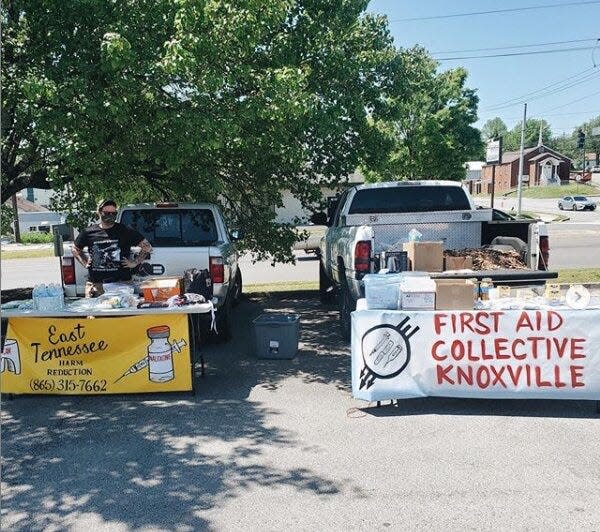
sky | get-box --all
[366,0,600,137]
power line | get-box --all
[435,45,598,61]
[483,68,600,111]
[431,37,599,55]
[481,110,600,120]
[389,1,600,22]
[544,87,600,111]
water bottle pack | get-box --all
[32,283,65,311]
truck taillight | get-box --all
[209,256,224,284]
[61,257,75,284]
[538,235,549,270]
[354,240,371,275]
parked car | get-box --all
[590,165,600,173]
[557,196,597,211]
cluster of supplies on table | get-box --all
[5,269,214,312]
[362,231,599,312]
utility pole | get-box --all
[516,103,527,217]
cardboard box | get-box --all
[139,277,183,301]
[403,241,444,272]
[444,256,474,271]
[435,280,475,310]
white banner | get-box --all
[352,309,600,401]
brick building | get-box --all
[480,144,571,194]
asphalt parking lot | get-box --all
[2,292,599,530]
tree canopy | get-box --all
[502,118,552,152]
[481,117,507,142]
[361,47,482,182]
[2,0,405,259]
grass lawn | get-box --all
[1,248,55,259]
[244,280,318,293]
[503,183,600,199]
[555,268,600,284]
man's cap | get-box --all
[97,198,117,211]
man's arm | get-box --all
[121,238,153,269]
[71,244,91,268]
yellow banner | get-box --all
[1,315,192,394]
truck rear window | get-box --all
[120,209,219,247]
[348,186,471,214]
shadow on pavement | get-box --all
[1,290,348,531]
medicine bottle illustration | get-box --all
[146,325,187,383]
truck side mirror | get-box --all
[230,229,244,241]
[310,212,327,225]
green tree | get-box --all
[481,117,507,142]
[547,116,600,168]
[503,118,552,151]
[361,47,483,182]
[1,203,15,236]
[2,0,398,261]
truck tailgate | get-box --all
[139,248,210,277]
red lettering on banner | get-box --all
[456,366,473,385]
[459,313,476,334]
[476,367,491,388]
[490,366,507,387]
[494,338,510,359]
[570,366,585,388]
[473,313,490,335]
[571,338,586,360]
[511,339,527,360]
[554,366,567,388]
[548,311,564,331]
[436,365,454,384]
[433,314,447,335]
[451,340,465,361]
[535,366,552,387]
[516,312,534,332]
[431,341,446,361]
[528,337,544,359]
[507,365,523,386]
[552,337,569,358]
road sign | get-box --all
[486,139,502,164]
[592,126,600,136]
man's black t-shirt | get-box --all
[74,223,144,283]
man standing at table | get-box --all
[72,199,153,297]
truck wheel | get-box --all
[213,293,233,343]
[319,262,335,303]
[338,275,354,341]
[231,269,243,307]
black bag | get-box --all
[186,268,213,300]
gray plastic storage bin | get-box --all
[253,313,300,359]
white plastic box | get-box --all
[363,273,402,310]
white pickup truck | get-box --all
[58,202,242,339]
[318,181,556,339]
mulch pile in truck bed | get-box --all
[445,248,528,270]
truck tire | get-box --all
[231,268,243,307]
[319,262,335,303]
[213,291,233,343]
[338,271,354,341]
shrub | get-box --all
[20,231,54,244]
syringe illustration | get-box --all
[115,338,187,384]
[373,340,394,365]
[360,333,392,381]
[383,344,403,368]
[359,316,420,390]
